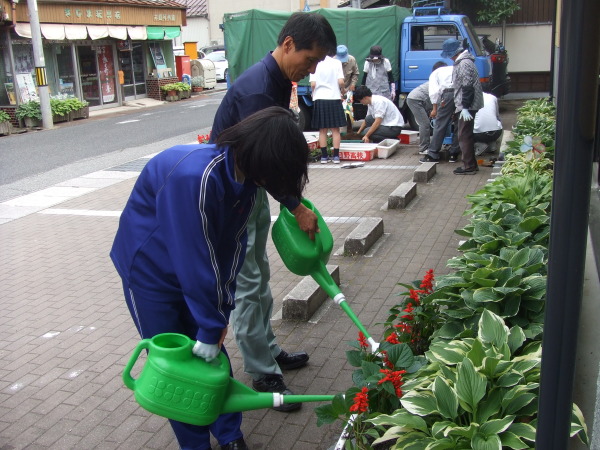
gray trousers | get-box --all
[427,90,459,160]
[362,115,403,142]
[231,188,282,380]
[406,97,432,153]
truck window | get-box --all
[461,17,485,56]
[410,25,462,51]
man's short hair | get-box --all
[432,61,448,72]
[277,13,337,56]
[353,85,372,102]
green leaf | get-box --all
[352,369,366,387]
[456,357,487,413]
[431,420,455,438]
[386,342,415,369]
[345,349,364,367]
[475,387,503,423]
[480,415,515,435]
[496,371,523,387]
[509,248,530,269]
[472,432,502,450]
[467,337,485,367]
[425,438,458,449]
[499,431,528,449]
[368,409,429,432]
[507,326,526,354]
[479,310,509,348]
[473,288,502,303]
[401,391,439,416]
[503,392,537,415]
[315,403,338,426]
[571,403,589,445]
[508,422,536,442]
[433,377,459,419]
[427,340,471,365]
[361,360,381,377]
[445,423,479,439]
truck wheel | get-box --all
[298,103,313,131]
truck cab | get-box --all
[401,8,491,94]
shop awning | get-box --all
[146,26,181,40]
[15,23,170,41]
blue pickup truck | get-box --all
[223,5,499,130]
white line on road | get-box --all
[116,119,141,124]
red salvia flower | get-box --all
[382,351,394,369]
[378,369,407,398]
[420,269,435,294]
[386,332,400,344]
[349,387,369,413]
[395,322,413,334]
[357,331,369,349]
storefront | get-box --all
[0,0,186,120]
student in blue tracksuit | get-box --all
[110,107,309,450]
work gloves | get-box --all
[460,109,473,121]
[193,340,220,362]
[390,83,396,101]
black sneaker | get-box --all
[419,155,439,163]
[448,154,458,163]
[275,350,309,370]
[252,374,301,412]
[220,438,249,450]
[453,166,478,175]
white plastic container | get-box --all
[376,139,399,159]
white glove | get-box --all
[390,83,396,101]
[192,340,220,362]
[460,109,473,121]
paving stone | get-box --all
[388,181,417,209]
[344,217,384,255]
[282,265,340,321]
[413,161,437,182]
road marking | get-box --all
[116,119,141,124]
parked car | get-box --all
[197,45,225,59]
[202,51,228,82]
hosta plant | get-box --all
[367,310,589,449]
[504,98,555,160]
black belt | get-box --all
[443,88,454,92]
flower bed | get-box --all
[315,99,589,449]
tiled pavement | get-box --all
[1,133,498,449]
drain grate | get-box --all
[106,158,150,172]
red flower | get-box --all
[395,322,413,334]
[197,132,211,144]
[401,302,414,320]
[349,387,369,413]
[381,351,394,369]
[357,331,369,349]
[386,332,399,344]
[420,269,434,294]
[378,369,407,398]
[409,289,421,304]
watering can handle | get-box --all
[123,339,150,390]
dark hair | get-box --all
[432,61,448,72]
[277,13,337,56]
[353,85,372,102]
[216,107,309,199]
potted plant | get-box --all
[176,81,191,99]
[0,110,13,135]
[50,98,72,123]
[161,83,182,100]
[191,76,204,92]
[15,100,42,128]
[66,98,90,120]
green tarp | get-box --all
[223,6,411,85]
[147,26,181,40]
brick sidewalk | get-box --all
[0,142,493,449]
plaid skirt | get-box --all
[311,99,347,129]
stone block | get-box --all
[413,162,436,182]
[388,182,417,209]
[344,217,384,255]
[282,265,340,321]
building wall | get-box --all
[176,17,210,53]
[476,24,552,73]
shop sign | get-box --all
[153,14,176,22]
[96,45,115,103]
[65,8,122,20]
[117,40,132,51]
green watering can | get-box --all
[123,333,334,426]
[271,198,379,353]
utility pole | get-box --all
[26,0,53,129]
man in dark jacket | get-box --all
[442,38,484,175]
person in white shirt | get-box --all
[310,54,347,163]
[420,62,460,163]
[354,85,404,143]
[474,92,503,155]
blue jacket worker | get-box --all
[110,107,310,450]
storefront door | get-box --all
[119,42,147,100]
[77,45,117,107]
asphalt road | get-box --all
[0,92,225,202]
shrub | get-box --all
[15,101,42,120]
[0,110,10,123]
